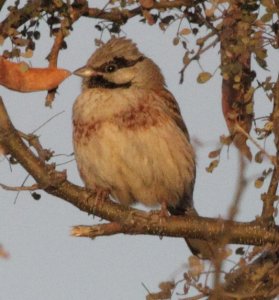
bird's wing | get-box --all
[155,89,190,141]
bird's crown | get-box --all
[87,37,143,68]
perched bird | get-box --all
[73,37,213,259]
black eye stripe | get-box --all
[95,56,145,73]
[87,75,131,89]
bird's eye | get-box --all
[104,64,117,73]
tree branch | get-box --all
[261,78,279,222]
[72,222,123,238]
[0,0,6,12]
[0,96,279,246]
[0,0,198,40]
[0,1,42,39]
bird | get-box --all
[72,37,213,259]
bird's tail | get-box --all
[168,204,214,260]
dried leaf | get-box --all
[173,37,179,46]
[12,37,29,46]
[52,0,63,8]
[197,72,212,84]
[196,37,204,46]
[220,135,232,145]
[264,121,273,132]
[0,245,9,259]
[255,56,268,70]
[188,256,204,278]
[21,49,33,58]
[220,247,233,260]
[245,102,254,114]
[158,281,175,291]
[206,159,219,173]
[261,13,273,22]
[205,5,216,17]
[146,282,173,300]
[208,149,221,158]
[255,177,264,188]
[179,28,191,35]
[255,151,263,163]
[183,52,190,66]
[0,56,71,92]
[143,10,155,25]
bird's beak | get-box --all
[73,66,97,78]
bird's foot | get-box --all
[96,187,110,200]
[94,186,110,206]
[159,201,170,218]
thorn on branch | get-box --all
[0,182,39,191]
[18,130,54,162]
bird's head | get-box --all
[74,37,165,90]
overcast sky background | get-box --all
[0,1,278,299]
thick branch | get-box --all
[0,0,197,40]
[261,78,279,221]
[78,0,194,23]
[0,96,279,245]
[70,219,279,245]
[0,0,6,11]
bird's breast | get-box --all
[73,88,168,142]
[72,88,195,208]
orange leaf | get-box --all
[0,56,71,92]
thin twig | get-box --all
[227,154,247,221]
[180,36,219,83]
[32,111,65,134]
[14,173,30,204]
[45,31,66,106]
[213,154,247,299]
[235,123,276,165]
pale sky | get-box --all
[0,1,278,299]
